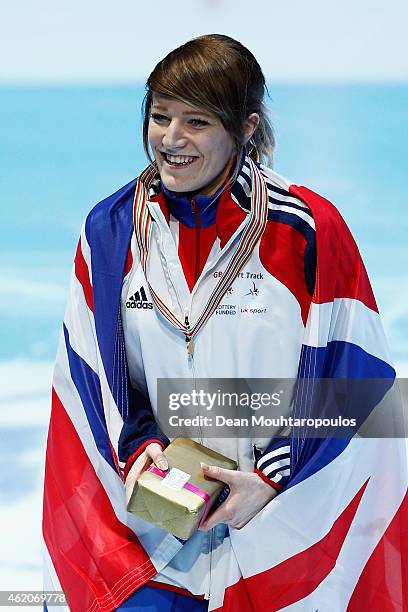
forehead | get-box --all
[151,94,214,118]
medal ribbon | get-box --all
[132,157,269,343]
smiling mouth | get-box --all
[160,152,198,168]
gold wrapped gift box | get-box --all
[127,437,237,540]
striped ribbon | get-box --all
[132,157,269,343]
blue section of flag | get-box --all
[63,323,117,471]
[288,438,351,489]
[299,340,396,378]
[117,584,209,610]
[84,180,135,394]
[288,340,396,486]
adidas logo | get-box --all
[126,286,153,309]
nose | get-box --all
[161,119,187,150]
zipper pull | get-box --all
[187,337,195,356]
[184,314,195,356]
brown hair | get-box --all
[142,34,275,170]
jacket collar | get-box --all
[149,152,251,245]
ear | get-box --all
[242,113,260,144]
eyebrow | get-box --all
[151,104,213,119]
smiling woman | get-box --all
[148,95,237,194]
[43,33,407,612]
[142,33,274,190]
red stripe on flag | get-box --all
[212,577,256,612]
[259,221,312,325]
[289,185,378,312]
[347,487,408,611]
[74,239,94,313]
[107,436,124,483]
[124,246,133,277]
[215,479,369,611]
[43,388,156,611]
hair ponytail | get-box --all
[246,101,275,167]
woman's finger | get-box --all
[201,463,238,485]
[146,442,169,471]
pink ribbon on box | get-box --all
[147,466,211,527]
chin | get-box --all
[160,174,204,194]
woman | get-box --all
[43,35,407,612]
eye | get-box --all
[151,112,170,124]
[189,118,210,128]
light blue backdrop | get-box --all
[0,83,407,589]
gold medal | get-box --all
[186,337,195,356]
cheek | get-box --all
[147,123,161,149]
[202,134,234,168]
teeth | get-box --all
[164,153,195,165]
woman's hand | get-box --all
[198,463,277,531]
[125,442,168,505]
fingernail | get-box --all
[200,462,209,471]
[158,461,168,470]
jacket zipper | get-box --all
[184,313,202,444]
[191,199,201,285]
[192,199,219,598]
[193,200,212,596]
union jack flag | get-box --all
[42,173,407,611]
